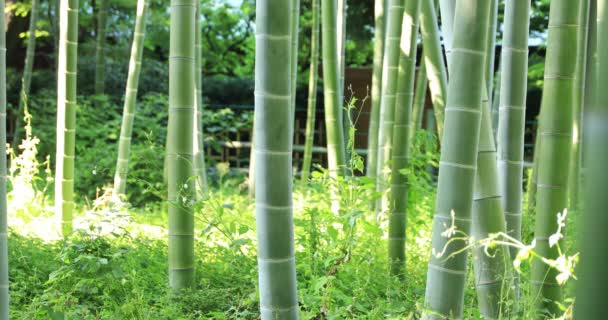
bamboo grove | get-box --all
[1,0,608,318]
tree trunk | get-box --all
[55,0,79,237]
[167,0,196,290]
[531,0,580,316]
[422,0,490,318]
[113,0,149,198]
[300,0,320,183]
[254,1,300,318]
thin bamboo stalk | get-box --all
[55,0,79,237]
[0,0,9,316]
[419,0,446,140]
[367,0,387,178]
[113,0,149,197]
[301,0,320,182]
[14,0,39,149]
[388,0,421,276]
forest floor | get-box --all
[7,171,577,319]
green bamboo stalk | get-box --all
[496,0,530,259]
[419,0,446,140]
[94,0,107,96]
[424,108,436,177]
[337,0,348,141]
[301,0,320,183]
[472,88,513,319]
[527,122,540,214]
[113,0,149,197]
[574,3,606,317]
[491,67,500,139]
[321,0,347,175]
[438,0,454,56]
[376,0,404,213]
[484,0,498,109]
[193,0,208,195]
[0,0,9,316]
[291,0,300,114]
[13,0,39,150]
[168,0,196,290]
[531,0,580,316]
[367,0,386,178]
[409,59,427,140]
[254,1,300,318]
[422,0,490,318]
[569,0,590,214]
[55,0,79,237]
[388,0,421,276]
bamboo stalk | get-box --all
[168,0,196,290]
[0,0,9,316]
[254,1,300,317]
[376,0,405,214]
[113,0,149,197]
[388,0,421,276]
[55,0,79,237]
[367,0,387,179]
[301,0,320,182]
[531,0,580,315]
[13,0,39,150]
[422,0,491,317]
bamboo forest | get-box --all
[2,0,608,318]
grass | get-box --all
[5,120,578,319]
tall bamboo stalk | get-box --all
[367,0,386,178]
[94,0,107,96]
[291,0,300,115]
[531,0,580,315]
[484,0,498,110]
[422,0,490,318]
[321,0,347,175]
[388,0,421,276]
[168,0,196,290]
[337,0,349,141]
[472,89,513,318]
[0,0,9,316]
[113,0,149,197]
[55,0,79,237]
[409,59,427,140]
[193,0,208,195]
[254,1,300,318]
[301,0,320,182]
[419,0,446,140]
[569,0,590,213]
[376,0,404,214]
[14,0,39,149]
[496,0,530,259]
[574,3,606,317]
